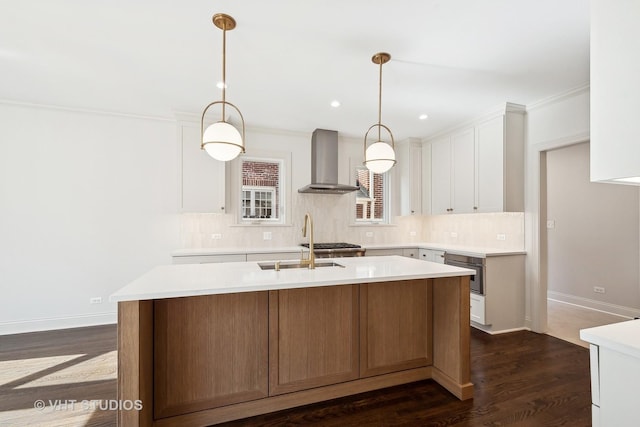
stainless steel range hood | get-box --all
[298,129,359,194]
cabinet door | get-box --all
[476,116,504,212]
[396,140,422,215]
[403,248,418,258]
[269,285,359,395]
[430,137,452,214]
[470,293,486,324]
[153,293,268,419]
[172,254,247,264]
[451,128,475,213]
[419,249,445,263]
[365,248,404,256]
[180,122,226,213]
[360,279,433,377]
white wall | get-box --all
[546,142,640,315]
[524,84,624,332]
[0,102,179,334]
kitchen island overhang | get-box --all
[111,255,475,426]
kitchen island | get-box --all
[111,255,474,426]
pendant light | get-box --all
[363,52,396,174]
[201,13,246,161]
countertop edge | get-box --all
[110,256,475,303]
[172,243,526,258]
[580,320,640,359]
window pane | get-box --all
[355,168,385,222]
[241,159,280,220]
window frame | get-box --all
[353,165,391,225]
[229,150,291,226]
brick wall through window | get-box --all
[242,160,280,219]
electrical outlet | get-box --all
[89,297,102,304]
[365,231,374,238]
[409,231,417,237]
[547,220,555,229]
[594,286,605,294]
[263,232,272,241]
[497,234,506,241]
[211,233,222,240]
[450,232,458,238]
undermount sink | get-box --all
[258,261,345,270]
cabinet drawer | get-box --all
[246,252,302,262]
[470,293,486,325]
[172,254,247,264]
[366,249,404,256]
[402,248,418,258]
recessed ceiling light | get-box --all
[419,114,429,120]
[330,100,341,108]
[216,81,227,89]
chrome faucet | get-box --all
[300,212,315,269]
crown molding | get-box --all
[526,82,590,112]
[0,98,175,122]
[423,102,526,142]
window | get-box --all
[242,187,275,219]
[355,167,387,222]
[240,158,282,222]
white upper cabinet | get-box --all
[430,135,453,214]
[426,104,525,215]
[395,138,422,215]
[590,0,640,184]
[475,116,504,212]
[451,128,476,213]
[429,127,475,214]
[178,121,226,213]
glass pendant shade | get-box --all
[203,121,243,161]
[365,141,396,173]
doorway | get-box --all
[542,142,638,346]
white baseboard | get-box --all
[0,312,117,336]
[547,291,639,319]
[471,323,530,335]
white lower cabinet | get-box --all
[365,248,404,257]
[469,293,486,325]
[418,249,445,263]
[173,251,307,264]
[246,252,303,262]
[584,340,640,427]
[402,248,418,258]
[173,254,247,264]
[472,254,525,333]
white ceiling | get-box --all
[0,0,589,140]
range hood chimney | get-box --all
[298,129,359,194]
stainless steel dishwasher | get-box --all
[444,253,485,295]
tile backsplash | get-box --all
[179,194,524,250]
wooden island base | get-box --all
[117,277,472,427]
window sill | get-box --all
[230,222,293,227]
[349,222,398,227]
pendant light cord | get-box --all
[377,57,383,141]
[221,24,227,122]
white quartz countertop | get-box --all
[363,243,526,257]
[172,243,525,258]
[580,320,640,360]
[172,246,309,257]
[110,255,474,302]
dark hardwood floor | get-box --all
[0,325,591,427]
